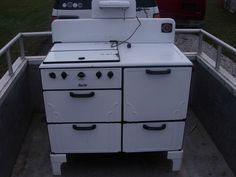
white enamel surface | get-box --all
[48,123,121,153]
[44,90,121,123]
[52,18,175,43]
[44,50,119,63]
[41,68,121,89]
[118,43,192,66]
[124,67,192,121]
[98,1,130,8]
[123,122,185,152]
[42,16,191,157]
[92,0,136,18]
[41,43,192,68]
[51,42,117,51]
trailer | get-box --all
[0,16,236,177]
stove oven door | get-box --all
[124,67,192,122]
[44,90,121,123]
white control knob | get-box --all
[73,3,78,8]
[62,3,67,8]
[67,2,73,8]
[78,3,83,8]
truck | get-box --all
[157,0,206,26]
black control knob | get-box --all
[61,72,67,79]
[96,71,102,79]
[77,72,86,78]
[49,72,56,79]
[107,71,114,79]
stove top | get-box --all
[43,42,120,64]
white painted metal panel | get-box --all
[44,90,121,122]
[52,18,175,43]
[124,67,192,121]
[92,0,136,18]
[41,68,121,90]
[48,123,121,153]
[51,42,116,52]
[40,44,192,69]
[118,43,192,66]
[123,122,185,152]
[43,50,119,63]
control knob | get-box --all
[107,71,114,79]
[61,72,67,79]
[78,72,86,78]
[49,72,56,79]
[96,71,102,79]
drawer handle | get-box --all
[69,92,95,98]
[146,69,171,75]
[72,124,96,131]
[143,124,166,131]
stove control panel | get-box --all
[41,68,122,90]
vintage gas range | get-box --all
[40,16,192,175]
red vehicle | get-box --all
[157,0,206,26]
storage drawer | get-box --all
[124,67,192,121]
[48,123,121,153]
[123,122,185,152]
[44,90,121,123]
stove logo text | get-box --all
[78,83,88,87]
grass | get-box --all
[0,0,54,76]
[0,0,235,48]
[0,0,53,48]
[0,0,53,76]
[203,0,236,48]
[0,0,235,76]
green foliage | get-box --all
[203,0,236,48]
[0,0,54,48]
[0,0,54,76]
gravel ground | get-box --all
[175,34,236,77]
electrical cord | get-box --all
[110,16,142,48]
[143,7,149,18]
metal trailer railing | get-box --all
[0,29,236,99]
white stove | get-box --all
[40,0,192,175]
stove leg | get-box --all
[167,150,183,171]
[50,154,67,175]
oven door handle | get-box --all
[69,92,95,98]
[72,124,96,131]
[146,69,171,75]
[143,124,166,131]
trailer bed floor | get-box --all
[11,110,235,177]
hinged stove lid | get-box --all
[43,49,119,64]
[43,42,120,64]
[50,42,117,52]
